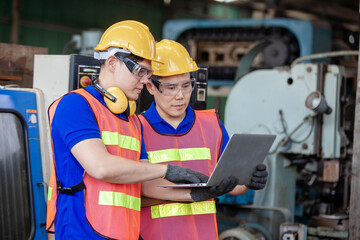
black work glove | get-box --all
[164,164,209,184]
[246,163,268,190]
[190,176,239,202]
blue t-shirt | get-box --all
[51,86,147,240]
[142,102,229,155]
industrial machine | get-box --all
[164,18,331,85]
[218,62,352,239]
[0,87,49,240]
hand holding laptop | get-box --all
[246,163,268,190]
[190,163,268,202]
[164,164,209,184]
[190,176,239,202]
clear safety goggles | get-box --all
[150,78,196,96]
[115,54,153,80]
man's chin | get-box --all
[170,109,186,118]
[127,94,139,101]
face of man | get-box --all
[147,73,193,124]
[114,58,152,101]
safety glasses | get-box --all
[115,54,153,80]
[151,78,196,96]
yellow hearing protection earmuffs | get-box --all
[91,77,136,116]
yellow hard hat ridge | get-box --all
[152,39,198,77]
[95,20,159,63]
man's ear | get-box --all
[105,55,118,73]
[146,82,155,96]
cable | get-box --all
[279,109,289,135]
[268,114,316,155]
[289,115,316,143]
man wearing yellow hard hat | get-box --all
[46,21,208,240]
[139,39,269,239]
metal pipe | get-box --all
[314,64,327,157]
[291,50,358,68]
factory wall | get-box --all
[0,0,164,54]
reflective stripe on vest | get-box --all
[98,191,141,211]
[48,187,52,201]
[148,147,211,163]
[151,201,216,219]
[102,131,140,153]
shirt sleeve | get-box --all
[220,121,230,154]
[52,93,101,150]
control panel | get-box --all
[69,55,101,90]
[190,66,208,110]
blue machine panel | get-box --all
[163,18,331,85]
[163,18,331,57]
[0,88,47,240]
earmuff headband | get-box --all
[91,76,136,116]
[91,76,117,103]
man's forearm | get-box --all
[71,138,167,183]
[141,196,165,207]
[141,178,193,202]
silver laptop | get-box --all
[160,133,276,188]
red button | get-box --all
[80,76,91,87]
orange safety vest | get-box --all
[139,109,223,240]
[46,89,142,240]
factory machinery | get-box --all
[164,18,332,85]
[221,62,353,240]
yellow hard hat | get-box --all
[152,39,198,76]
[94,20,159,62]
